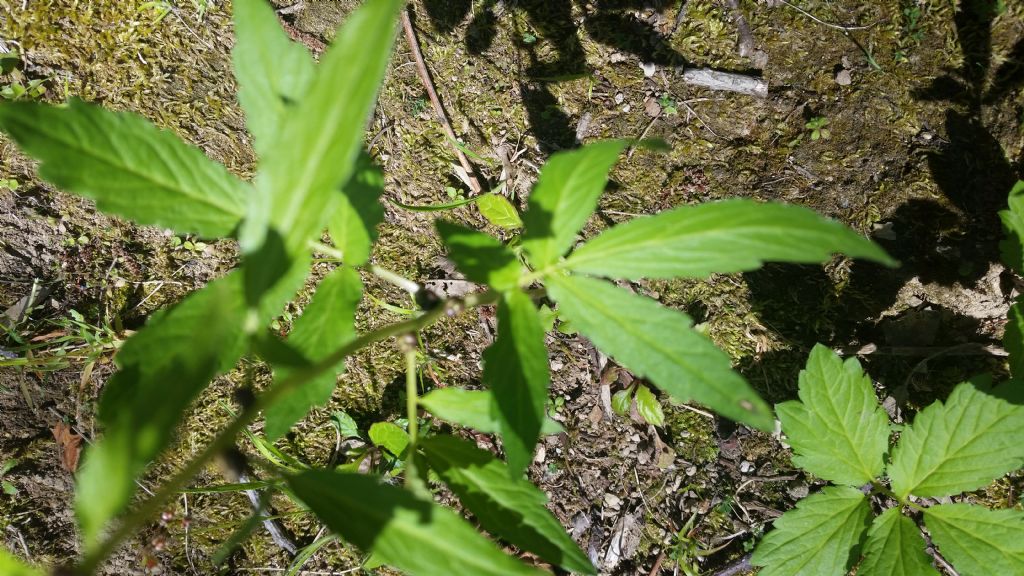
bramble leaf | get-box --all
[1005,297,1024,379]
[750,486,871,576]
[925,504,1024,576]
[287,470,544,575]
[634,385,665,426]
[329,152,385,266]
[998,181,1024,273]
[436,221,522,291]
[611,389,632,416]
[76,273,248,548]
[418,388,563,435]
[264,266,362,440]
[0,99,248,238]
[887,381,1024,499]
[0,547,41,576]
[858,508,938,576]
[232,0,315,158]
[775,345,889,486]
[368,422,410,457]
[546,274,773,430]
[521,140,628,268]
[564,199,895,279]
[421,435,595,574]
[483,291,551,477]
[244,0,401,253]
[477,193,523,229]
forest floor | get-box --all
[1,0,1023,574]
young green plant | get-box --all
[0,0,895,573]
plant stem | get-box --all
[75,289,500,574]
[403,347,419,489]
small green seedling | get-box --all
[805,116,831,140]
[658,94,679,116]
[1,79,46,101]
[0,178,18,191]
[612,382,665,426]
[752,345,1024,576]
[1,459,18,495]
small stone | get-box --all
[685,465,697,476]
[787,481,809,500]
[622,104,631,113]
[739,460,755,474]
[550,359,564,371]
[644,98,661,117]
[640,61,656,77]
[614,92,625,104]
[604,493,622,509]
[835,69,852,86]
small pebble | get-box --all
[740,460,755,474]
[640,62,656,77]
[835,69,852,86]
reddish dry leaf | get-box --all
[52,422,83,472]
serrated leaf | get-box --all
[421,435,595,575]
[436,221,522,291]
[418,388,563,435]
[76,272,248,548]
[750,486,871,576]
[775,345,889,486]
[546,274,773,430]
[484,291,551,477]
[998,181,1024,273]
[368,422,410,457]
[287,470,544,576]
[565,199,895,280]
[858,508,938,576]
[521,140,629,268]
[635,385,664,426]
[925,504,1024,576]
[264,266,362,440]
[245,0,401,254]
[232,0,315,158]
[477,193,523,229]
[0,547,42,576]
[1006,297,1024,379]
[329,152,385,266]
[0,99,247,238]
[887,381,1024,499]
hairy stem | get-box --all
[403,346,419,489]
[75,289,500,574]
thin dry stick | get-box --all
[400,9,483,195]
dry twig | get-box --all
[400,9,484,195]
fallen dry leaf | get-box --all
[52,422,83,473]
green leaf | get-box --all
[76,272,248,548]
[264,266,362,440]
[287,470,544,575]
[418,388,562,436]
[0,547,42,576]
[750,486,872,576]
[247,0,401,253]
[887,380,1024,499]
[421,435,595,575]
[436,221,523,291]
[232,0,315,159]
[546,274,773,430]
[565,199,895,280]
[368,422,410,457]
[477,193,523,229]
[0,99,247,238]
[483,291,551,477]
[999,181,1024,273]
[521,140,629,268]
[925,504,1024,576]
[331,411,361,439]
[329,152,385,266]
[775,345,889,486]
[611,388,632,416]
[858,508,938,576]
[634,385,665,426]
[388,194,481,212]
[1006,297,1024,379]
